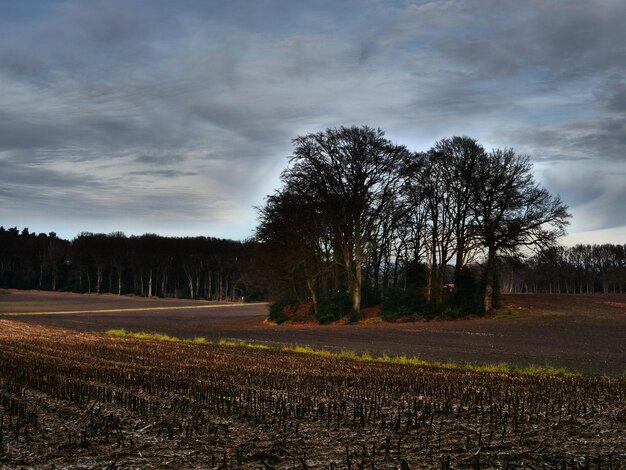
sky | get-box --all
[1,0,625,245]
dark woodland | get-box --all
[0,228,266,301]
[3,226,622,314]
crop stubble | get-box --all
[0,320,624,469]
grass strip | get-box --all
[106,328,210,344]
[104,328,581,378]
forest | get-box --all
[0,228,266,301]
[3,225,623,309]
[500,243,626,295]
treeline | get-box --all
[0,227,69,291]
[0,227,267,300]
[256,126,570,322]
[501,244,626,294]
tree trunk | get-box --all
[161,272,167,297]
[187,274,194,299]
[96,267,102,294]
[455,235,465,273]
[351,275,361,319]
[306,277,318,306]
[148,270,153,297]
[343,240,362,321]
[483,247,496,313]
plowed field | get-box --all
[1,290,625,375]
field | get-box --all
[0,291,625,468]
[1,290,625,375]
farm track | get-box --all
[0,301,268,316]
[0,320,624,469]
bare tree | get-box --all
[431,136,485,272]
[471,149,570,312]
[256,184,327,308]
[281,126,409,319]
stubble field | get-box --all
[0,290,625,468]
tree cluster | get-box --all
[0,228,266,300]
[256,126,570,322]
[501,243,626,294]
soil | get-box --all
[1,290,625,375]
[1,320,624,469]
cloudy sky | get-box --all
[1,0,625,244]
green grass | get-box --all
[105,328,211,345]
[104,328,582,377]
[218,338,270,349]
[513,364,579,377]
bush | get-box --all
[316,291,351,324]
[268,300,290,324]
[446,267,485,317]
[421,300,445,319]
[284,302,315,322]
[381,287,425,320]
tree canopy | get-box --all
[257,127,571,321]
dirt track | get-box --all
[1,290,625,375]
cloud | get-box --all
[128,170,197,178]
[0,0,625,242]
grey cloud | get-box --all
[509,117,626,164]
[128,170,197,178]
[542,169,607,208]
[425,0,626,82]
[0,159,106,191]
[135,154,185,164]
[1,0,625,240]
[598,75,626,113]
[536,160,626,234]
[0,114,67,151]
[0,157,211,224]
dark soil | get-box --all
[0,320,624,469]
[1,290,625,375]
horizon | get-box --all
[3,222,626,250]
